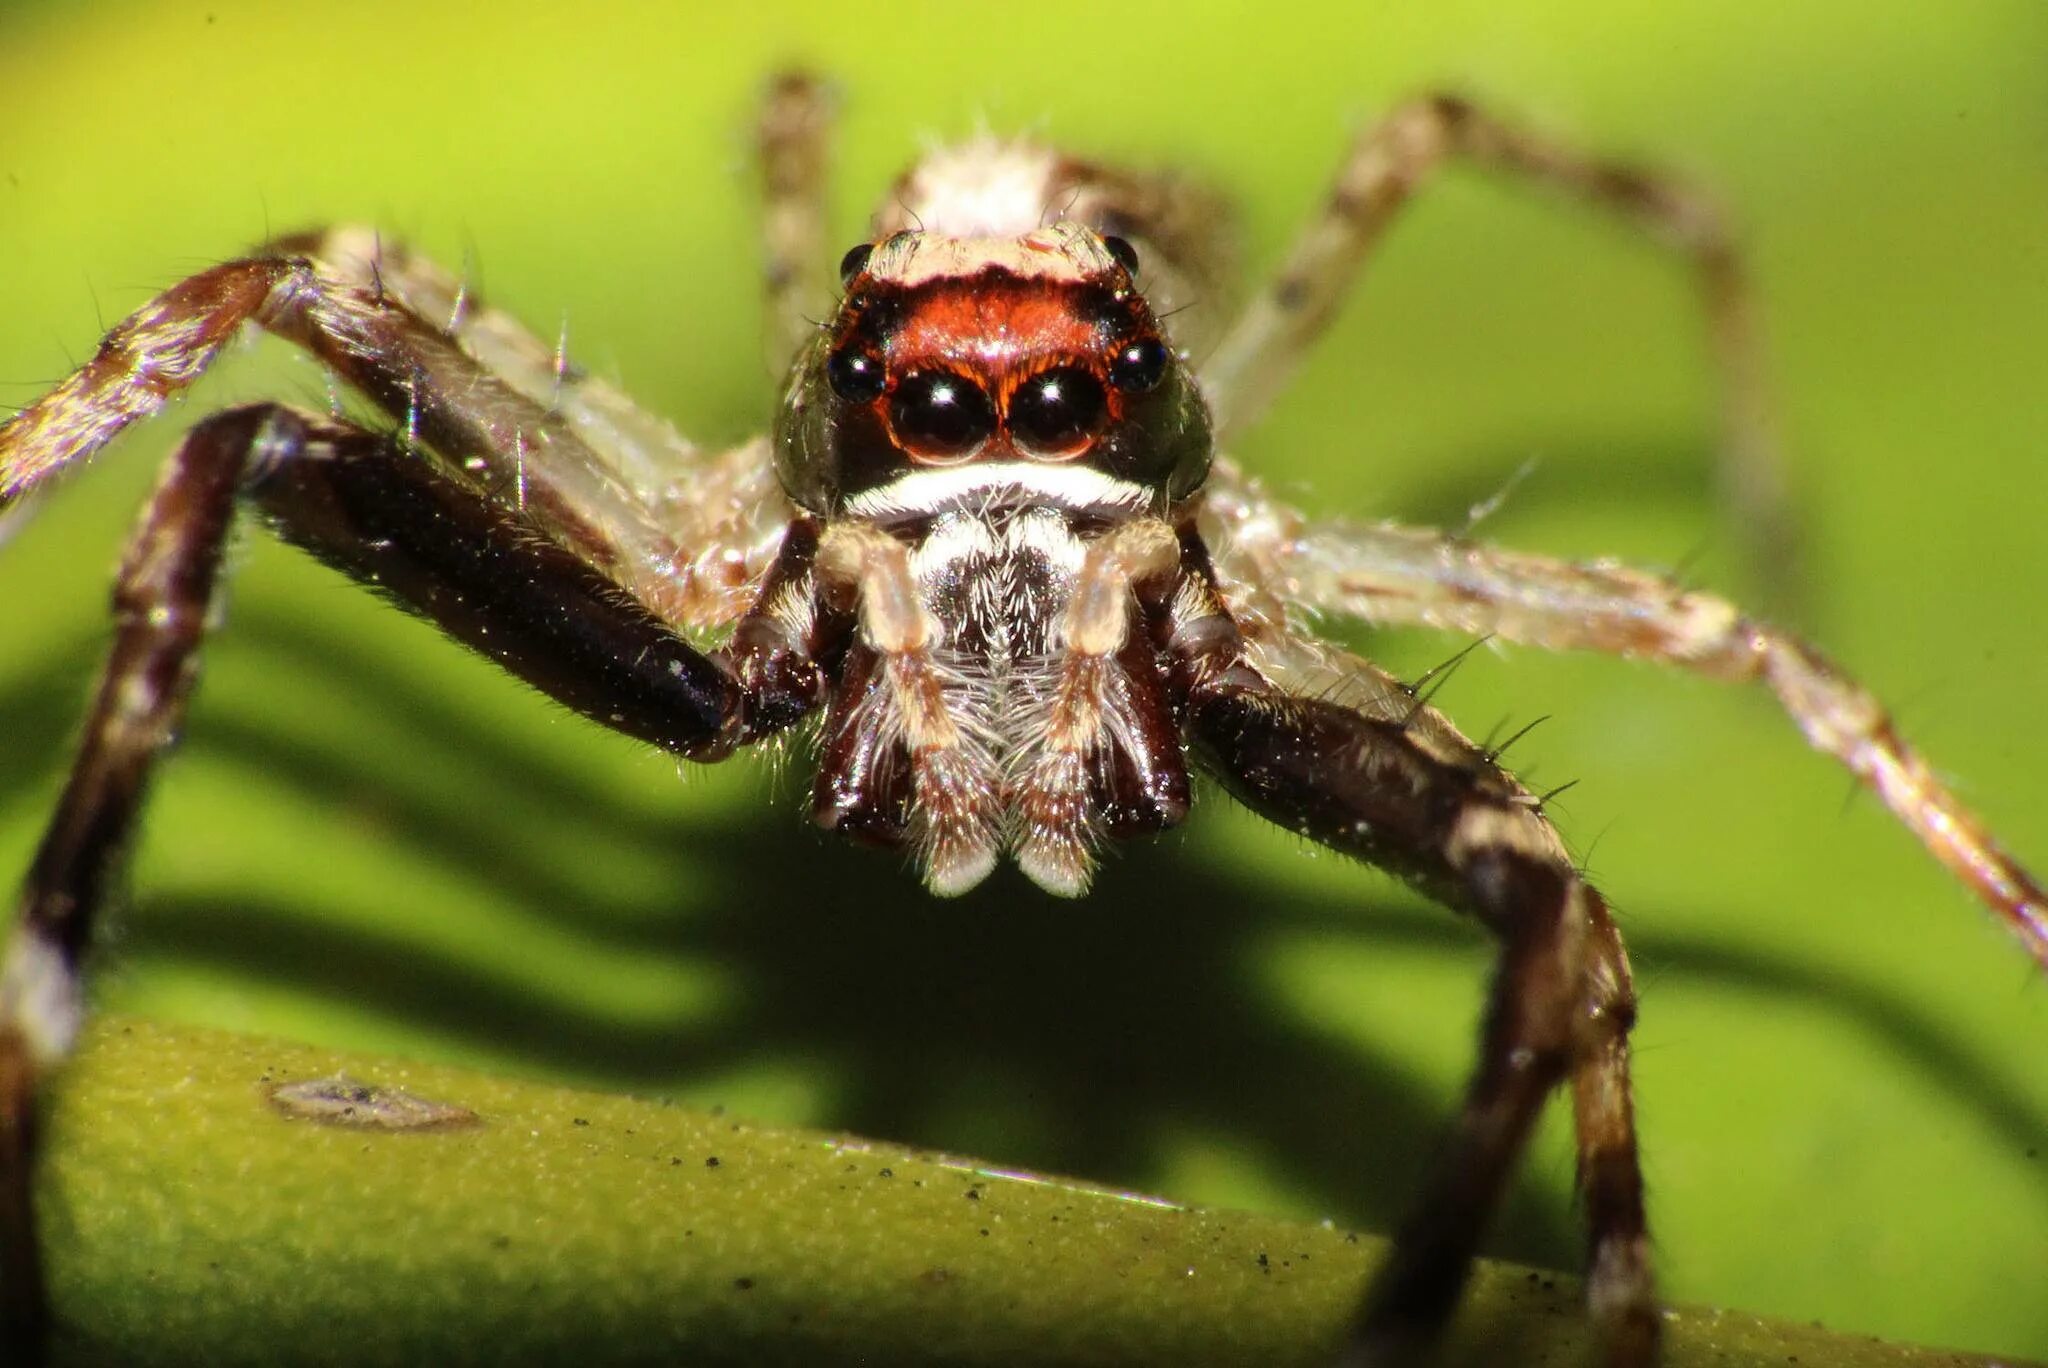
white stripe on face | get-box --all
[840,461,1155,522]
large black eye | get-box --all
[1109,335,1170,394]
[1102,234,1140,275]
[826,346,885,402]
[890,370,995,460]
[838,242,875,284]
[1009,366,1107,456]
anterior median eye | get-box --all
[1008,366,1106,457]
[889,370,995,461]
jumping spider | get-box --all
[2,72,2043,1366]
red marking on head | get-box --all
[819,263,1172,474]
[887,278,1107,378]
[858,275,1134,464]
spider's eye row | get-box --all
[1108,335,1170,394]
[838,242,876,284]
[1009,367,1107,455]
[890,370,995,459]
[1102,234,1140,275]
[825,346,886,402]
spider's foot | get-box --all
[1587,1236,1661,1368]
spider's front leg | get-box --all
[1168,570,1652,1368]
[0,402,820,1351]
[1209,506,2048,971]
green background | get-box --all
[1,1,2044,1359]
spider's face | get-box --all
[772,221,1210,517]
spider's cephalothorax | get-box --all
[767,211,1211,895]
[1,74,2043,1368]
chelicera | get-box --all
[0,73,2042,1366]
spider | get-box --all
[1,70,2044,1367]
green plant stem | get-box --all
[33,1017,2033,1367]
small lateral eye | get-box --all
[1102,234,1140,275]
[1009,366,1107,456]
[1108,335,1170,394]
[838,242,875,284]
[826,346,885,402]
[890,370,996,460]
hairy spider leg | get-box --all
[0,402,826,1350]
[758,71,838,374]
[297,228,706,501]
[1200,94,1793,591]
[0,230,789,634]
[1205,499,2048,971]
[1166,558,1655,1367]
[271,226,797,628]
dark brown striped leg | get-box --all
[1200,93,1790,587]
[1574,901,1654,1361]
[0,403,794,1354]
[1179,654,1654,1366]
[0,408,283,1354]
[2,411,273,1354]
[249,414,761,757]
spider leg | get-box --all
[1209,501,2048,970]
[0,231,793,632]
[0,401,808,1351]
[284,225,799,629]
[298,226,702,501]
[758,71,837,375]
[1167,584,1654,1367]
[1200,94,1790,585]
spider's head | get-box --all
[772,222,1210,517]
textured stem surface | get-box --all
[28,1016,2029,1368]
